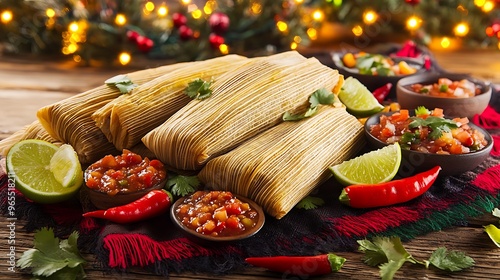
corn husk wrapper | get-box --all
[198,106,365,219]
[142,51,342,171]
[92,55,248,150]
[36,62,190,164]
[0,120,62,157]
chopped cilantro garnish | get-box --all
[409,116,458,140]
[414,106,431,116]
[283,88,337,121]
[105,74,137,94]
[166,174,200,197]
[185,78,213,100]
[296,196,325,210]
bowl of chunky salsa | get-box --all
[364,107,493,176]
[84,149,167,209]
[170,190,265,242]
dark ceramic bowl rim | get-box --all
[170,193,266,243]
[364,111,493,159]
[396,72,492,100]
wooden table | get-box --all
[1,49,500,279]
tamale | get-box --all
[198,106,365,219]
[92,55,248,150]
[142,51,342,171]
[0,120,62,157]
[36,62,191,164]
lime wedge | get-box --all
[338,76,384,117]
[50,144,83,188]
[329,143,401,186]
[6,140,83,203]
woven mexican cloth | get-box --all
[1,91,499,277]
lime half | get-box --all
[330,143,401,186]
[339,76,384,117]
[6,140,83,203]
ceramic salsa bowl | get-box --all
[396,73,492,119]
[364,111,493,177]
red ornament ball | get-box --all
[405,0,420,5]
[172,12,187,28]
[126,30,140,42]
[209,33,225,49]
[209,12,230,34]
[136,35,154,53]
[179,25,193,41]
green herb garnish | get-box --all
[185,78,213,100]
[439,84,449,92]
[409,116,458,140]
[283,88,337,121]
[358,236,474,280]
[105,74,137,94]
[296,196,325,210]
[166,174,200,197]
[414,106,431,116]
[419,88,429,94]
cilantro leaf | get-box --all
[427,247,474,272]
[105,74,137,94]
[283,88,336,121]
[295,196,325,210]
[358,236,411,265]
[379,259,407,280]
[414,106,430,116]
[185,78,213,100]
[166,174,200,197]
[17,228,85,279]
[409,116,458,140]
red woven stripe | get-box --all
[471,163,500,193]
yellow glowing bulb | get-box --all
[307,28,317,40]
[293,36,302,44]
[73,55,82,63]
[181,0,191,4]
[295,0,304,3]
[276,21,288,32]
[46,8,56,18]
[145,1,155,12]
[219,44,229,55]
[67,43,78,53]
[68,22,79,32]
[440,37,451,49]
[482,1,495,12]
[406,16,422,31]
[312,10,324,21]
[119,52,131,65]
[454,22,469,37]
[363,10,378,25]
[1,10,13,24]
[352,25,363,37]
[191,9,202,19]
[251,3,262,15]
[474,0,486,7]
[157,6,168,17]
[115,14,127,26]
[290,42,298,50]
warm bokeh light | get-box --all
[191,9,202,19]
[290,42,298,50]
[482,1,495,12]
[276,21,288,32]
[1,10,13,24]
[363,10,378,25]
[157,5,168,17]
[312,10,324,21]
[219,44,229,54]
[474,0,486,7]
[67,43,78,53]
[406,16,422,31]
[441,37,451,48]
[293,36,302,43]
[251,2,262,15]
[73,55,82,63]
[204,0,216,15]
[497,41,500,50]
[307,28,317,40]
[486,26,494,37]
[119,52,131,65]
[181,0,191,5]
[115,14,127,26]
[352,25,363,36]
[294,0,304,4]
[145,1,155,12]
[454,22,469,37]
[69,22,79,32]
[46,8,56,18]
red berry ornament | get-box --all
[126,30,140,42]
[405,0,420,5]
[179,25,193,41]
[209,33,225,49]
[172,12,187,28]
[136,35,154,53]
[209,12,230,34]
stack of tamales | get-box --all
[142,51,343,171]
[198,106,365,219]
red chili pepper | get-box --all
[245,253,345,277]
[372,83,393,103]
[83,189,173,223]
[339,166,441,208]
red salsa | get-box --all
[370,107,488,154]
[85,149,167,195]
[175,191,259,237]
[410,78,482,98]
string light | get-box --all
[73,55,82,63]
[181,0,191,5]
[481,1,495,12]
[276,21,288,32]
[307,28,317,40]
[145,1,155,12]
[474,0,486,7]
[115,14,127,26]
[119,52,131,65]
[312,10,324,22]
[219,44,229,55]
[204,0,216,15]
[251,2,262,15]
[441,37,451,48]
[352,25,363,36]
[157,5,168,17]
[69,22,79,32]
[454,22,469,37]
[406,16,422,31]
[191,9,202,19]
[293,36,302,44]
[63,20,86,56]
[46,8,56,18]
[290,42,298,50]
[1,10,13,24]
[363,10,378,25]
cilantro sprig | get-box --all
[17,227,86,280]
[358,236,474,280]
[185,78,213,100]
[105,74,137,94]
[166,174,201,197]
[295,196,325,210]
[409,116,458,140]
[283,88,338,121]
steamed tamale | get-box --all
[36,62,191,164]
[198,106,365,219]
[0,120,62,157]
[142,51,342,171]
[92,55,248,150]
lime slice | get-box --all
[6,140,83,203]
[338,76,384,117]
[50,144,83,188]
[329,143,401,186]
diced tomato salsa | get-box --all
[175,191,259,237]
[84,149,167,195]
[370,108,488,155]
[409,78,482,98]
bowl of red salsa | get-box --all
[170,190,265,243]
[364,107,493,176]
[84,149,167,209]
